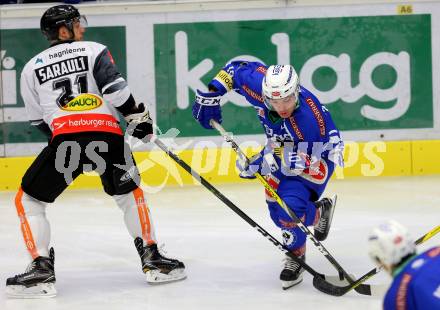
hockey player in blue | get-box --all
[192,61,344,289]
[368,221,440,310]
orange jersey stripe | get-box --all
[133,188,154,245]
[15,188,39,259]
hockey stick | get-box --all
[313,224,440,296]
[151,136,348,294]
[210,120,372,296]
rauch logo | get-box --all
[61,93,103,111]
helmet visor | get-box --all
[264,93,298,111]
[77,15,88,28]
[267,93,297,106]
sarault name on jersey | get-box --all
[35,56,88,84]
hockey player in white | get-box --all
[6,5,185,298]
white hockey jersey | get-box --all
[20,40,131,137]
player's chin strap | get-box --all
[149,135,355,296]
[210,120,373,296]
[210,120,440,296]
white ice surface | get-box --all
[1,176,439,310]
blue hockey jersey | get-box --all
[384,246,440,310]
[209,61,343,197]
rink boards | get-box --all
[0,140,439,191]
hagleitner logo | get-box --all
[61,93,103,111]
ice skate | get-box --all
[134,237,186,284]
[280,254,305,290]
[5,248,56,298]
[314,194,337,241]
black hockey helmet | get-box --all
[40,5,84,41]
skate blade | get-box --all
[146,268,186,284]
[5,283,57,299]
[281,276,303,290]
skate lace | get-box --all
[282,257,301,272]
[315,198,332,233]
[156,244,174,259]
[144,244,168,259]
[157,244,167,254]
[15,261,37,277]
[315,217,327,233]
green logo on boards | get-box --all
[154,14,432,137]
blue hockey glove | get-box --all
[236,151,279,179]
[192,90,222,129]
[236,153,263,179]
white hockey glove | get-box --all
[124,103,154,140]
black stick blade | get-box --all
[313,275,346,296]
[313,275,373,296]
